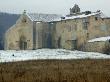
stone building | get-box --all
[4,11,61,50]
[4,4,110,53]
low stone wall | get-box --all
[83,41,110,54]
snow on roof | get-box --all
[25,11,108,22]
[53,12,107,22]
[26,13,61,22]
[88,36,110,42]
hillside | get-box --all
[0,12,20,49]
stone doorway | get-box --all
[58,37,61,48]
[19,36,27,50]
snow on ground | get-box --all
[88,36,110,42]
[0,49,110,63]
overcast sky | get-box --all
[0,0,110,16]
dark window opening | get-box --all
[22,17,27,23]
[61,17,65,19]
[46,33,52,48]
[19,36,27,50]
[109,39,110,43]
[82,18,89,30]
[58,37,61,48]
[22,19,26,23]
[72,40,77,50]
[19,41,27,50]
[95,17,98,21]
[102,18,104,21]
[87,33,89,38]
[83,23,88,30]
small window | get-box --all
[95,17,98,21]
[82,18,89,23]
[27,40,30,42]
[82,18,89,30]
[109,39,110,43]
[87,33,89,38]
[72,40,77,50]
[83,22,88,30]
[22,18,27,23]
[102,18,104,21]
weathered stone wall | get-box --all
[4,12,110,52]
[75,18,87,50]
[83,41,110,53]
[81,16,110,52]
[52,16,110,51]
[52,18,88,50]
[87,16,110,40]
[53,19,78,50]
[4,13,51,50]
[4,14,33,50]
[35,22,49,49]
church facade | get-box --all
[4,4,110,53]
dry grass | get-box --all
[0,59,110,82]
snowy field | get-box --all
[0,49,110,63]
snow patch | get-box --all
[26,13,61,22]
[0,49,110,63]
[53,12,106,22]
[88,36,110,42]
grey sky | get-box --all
[0,0,110,16]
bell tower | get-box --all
[70,4,80,15]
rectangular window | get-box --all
[102,18,104,21]
[82,18,89,30]
[95,17,98,21]
[83,22,88,30]
[87,33,89,38]
[72,40,77,50]
[82,18,89,23]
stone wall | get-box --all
[53,19,78,50]
[35,22,49,49]
[87,16,110,40]
[81,16,110,53]
[4,14,52,50]
[84,41,110,53]
[52,16,110,51]
[4,14,33,50]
